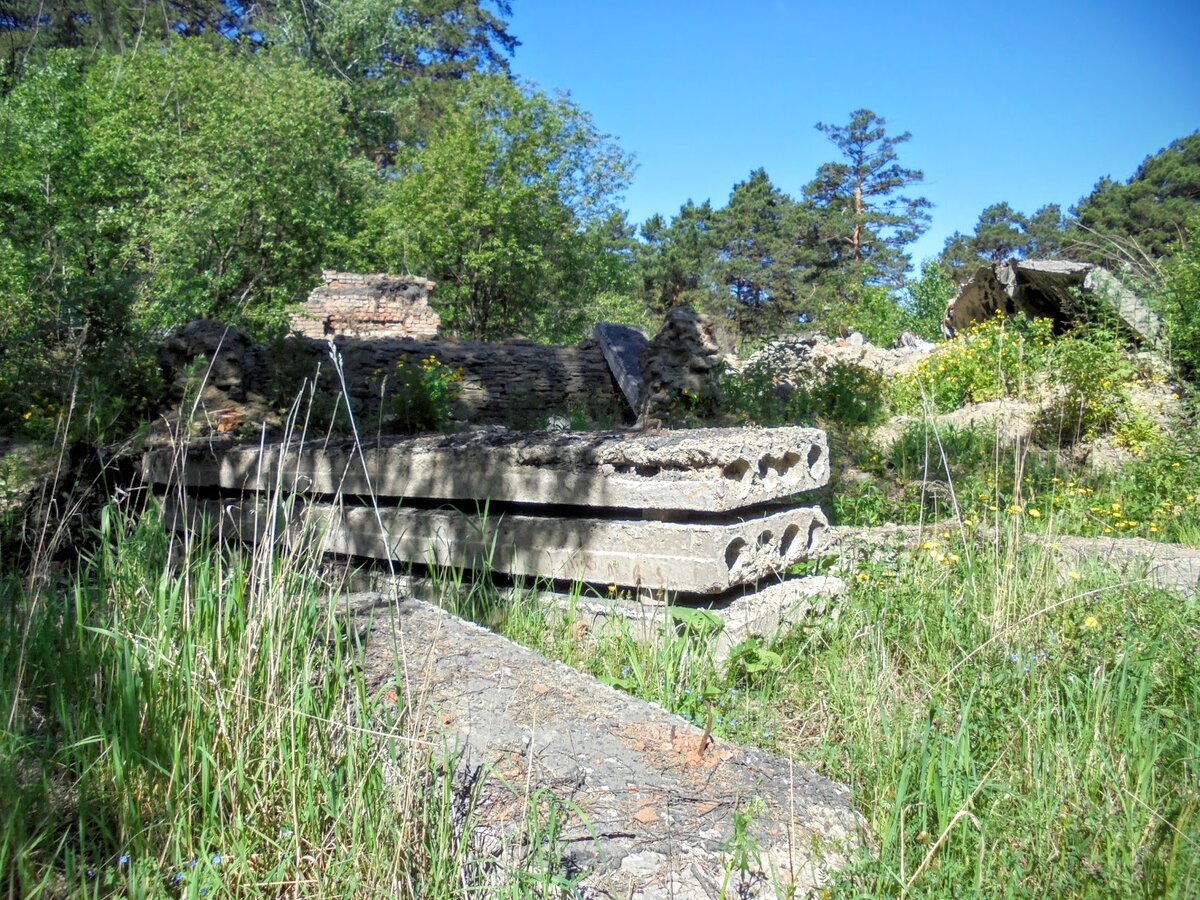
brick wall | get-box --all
[291,271,441,339]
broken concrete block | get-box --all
[168,496,829,594]
[344,592,864,895]
[144,426,830,514]
[944,258,1161,344]
[594,321,649,414]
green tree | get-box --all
[712,168,804,340]
[86,41,364,330]
[636,200,721,316]
[356,75,632,341]
[1,0,235,71]
[1069,132,1200,265]
[261,0,519,159]
[939,202,1066,282]
[0,44,361,431]
[904,260,956,340]
[803,109,931,290]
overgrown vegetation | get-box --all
[480,521,1200,896]
[3,2,1200,897]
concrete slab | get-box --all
[346,570,848,661]
[169,497,829,594]
[594,322,649,413]
[344,591,863,896]
[144,425,829,513]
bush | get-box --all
[1159,217,1200,383]
[378,355,464,433]
[893,313,1055,413]
[1039,327,1138,443]
[723,357,887,428]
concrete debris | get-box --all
[344,592,864,897]
[594,321,650,414]
[740,331,936,381]
[638,307,728,423]
[944,258,1161,343]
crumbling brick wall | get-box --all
[291,271,441,339]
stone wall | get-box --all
[157,320,628,428]
[301,335,626,425]
[290,271,441,339]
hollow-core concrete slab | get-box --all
[169,496,829,594]
[144,426,829,513]
[345,591,863,896]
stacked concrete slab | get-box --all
[145,425,831,599]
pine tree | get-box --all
[803,109,931,290]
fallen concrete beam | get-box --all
[145,426,830,513]
[169,496,829,594]
[347,568,848,661]
[344,591,863,896]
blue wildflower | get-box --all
[211,855,222,866]
[118,854,129,867]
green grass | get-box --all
[485,525,1200,897]
[829,419,1200,546]
[0,502,572,897]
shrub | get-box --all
[1040,327,1138,443]
[1159,216,1200,382]
[723,357,887,428]
[893,313,1055,413]
[379,354,464,433]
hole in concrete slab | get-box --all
[758,451,802,479]
[807,518,826,553]
[780,524,800,558]
[635,465,661,477]
[756,530,773,549]
[724,537,747,571]
[722,458,751,481]
[808,443,823,471]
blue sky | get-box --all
[508,0,1199,269]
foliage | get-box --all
[821,283,911,346]
[261,0,519,158]
[723,356,888,428]
[1069,132,1200,265]
[893,314,1055,413]
[711,168,806,341]
[0,43,361,437]
[635,202,721,316]
[802,108,931,291]
[938,202,1067,282]
[903,259,956,340]
[1157,216,1200,382]
[0,501,585,895]
[355,75,633,341]
[1039,326,1139,444]
[0,0,237,67]
[377,354,464,433]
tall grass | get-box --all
[0,348,573,897]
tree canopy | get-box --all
[803,109,931,291]
[1069,132,1200,265]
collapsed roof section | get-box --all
[944,259,1161,344]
